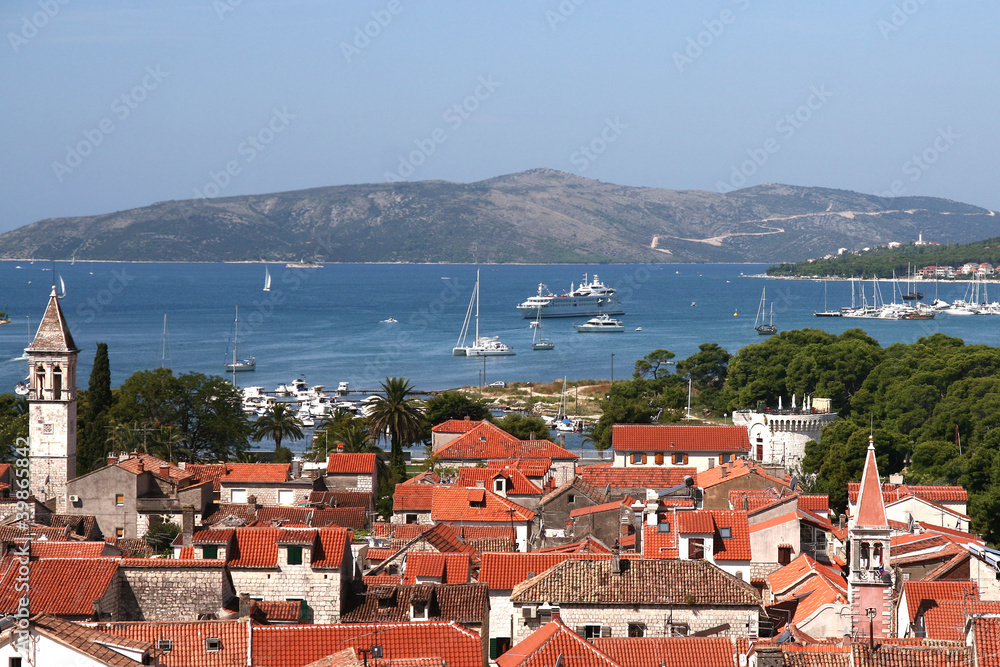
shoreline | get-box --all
[751,273,1000,285]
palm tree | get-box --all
[252,402,304,452]
[367,377,424,480]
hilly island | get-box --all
[1,168,997,263]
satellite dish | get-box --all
[789,477,799,492]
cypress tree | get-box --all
[88,343,112,415]
[77,343,112,473]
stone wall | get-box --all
[488,591,516,665]
[513,603,760,642]
[118,564,232,621]
[325,473,374,493]
[732,410,837,470]
[221,481,313,506]
[390,511,431,525]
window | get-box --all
[411,601,428,620]
[669,623,689,637]
[688,538,705,560]
[719,527,732,539]
[277,490,293,506]
[708,458,715,469]
[672,453,687,465]
[10,658,23,667]
[115,527,124,538]
[581,625,605,639]
[202,545,218,559]
[566,494,575,504]
[286,546,303,565]
[658,521,671,533]
[721,454,732,464]
[405,513,418,524]
[205,638,221,652]
[158,640,173,652]
[628,623,646,637]
[538,609,552,623]
[115,494,124,506]
[231,489,248,504]
[859,542,870,569]
[490,638,512,660]
[872,543,883,569]
[778,546,792,565]
[630,452,643,464]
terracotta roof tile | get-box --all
[781,644,850,667]
[768,554,846,599]
[674,510,751,561]
[848,482,968,504]
[486,458,554,478]
[595,636,737,667]
[480,552,613,589]
[697,459,791,490]
[922,600,1000,641]
[186,463,228,490]
[31,614,151,667]
[311,507,367,529]
[456,467,544,495]
[612,424,751,452]
[852,441,888,528]
[460,525,514,541]
[219,462,291,482]
[393,485,435,512]
[642,524,678,559]
[116,454,194,482]
[326,453,377,474]
[430,486,534,523]
[903,581,978,623]
[251,600,305,623]
[536,537,614,555]
[798,494,831,514]
[431,419,483,434]
[120,557,225,568]
[0,557,118,616]
[342,583,487,625]
[256,505,313,525]
[497,620,619,667]
[112,538,154,558]
[28,289,77,351]
[569,500,626,518]
[579,464,698,490]
[0,523,73,542]
[50,513,101,539]
[227,527,280,568]
[29,541,110,558]
[436,422,578,461]
[511,558,760,607]
[399,470,441,486]
[250,622,484,667]
[201,503,258,526]
[90,619,248,667]
[402,553,470,584]
[308,491,374,508]
[304,648,363,667]
[363,574,402,586]
[851,641,970,666]
[972,616,1000,667]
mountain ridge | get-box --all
[1,169,996,263]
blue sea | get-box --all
[2,261,998,396]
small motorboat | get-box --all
[635,327,643,331]
[381,317,398,323]
[573,314,624,333]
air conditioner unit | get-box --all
[522,606,537,619]
[68,495,80,503]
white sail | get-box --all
[263,267,271,292]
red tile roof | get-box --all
[121,557,225,568]
[848,482,968,504]
[612,424,751,453]
[436,421,578,460]
[257,505,313,525]
[254,600,304,623]
[497,620,619,667]
[781,644,850,667]
[326,453,377,474]
[250,622,484,667]
[456,467,544,495]
[116,454,194,482]
[311,507,367,529]
[903,580,978,623]
[535,537,614,555]
[431,419,483,434]
[479,552,613,589]
[922,600,1000,641]
[228,527,280,568]
[642,524,679,559]
[678,511,716,534]
[674,510,751,561]
[569,500,626,518]
[595,637,737,667]
[430,486,535,523]
[363,574,402,586]
[30,614,152,667]
[312,528,351,569]
[90,619,249,667]
[402,553,470,584]
[798,494,830,514]
[342,583,488,625]
[697,459,791,489]
[0,557,118,616]
[486,458,554,478]
[30,541,110,558]
[972,616,1000,667]
[768,553,846,598]
[579,464,697,490]
[202,503,258,526]
[186,463,229,490]
[393,485,435,512]
[219,462,291,482]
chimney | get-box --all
[464,415,470,421]
[238,593,252,620]
[136,459,145,473]
[107,456,117,467]
[159,462,170,476]
[178,461,187,470]
[551,608,561,624]
[839,514,845,531]
[721,465,729,478]
[529,431,536,441]
[291,459,301,478]
[337,443,344,454]
[181,505,195,548]
[611,553,622,576]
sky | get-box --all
[1,1,998,234]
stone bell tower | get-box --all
[26,287,79,513]
[848,435,893,640]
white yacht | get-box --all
[517,274,624,318]
[573,313,625,333]
[454,269,515,356]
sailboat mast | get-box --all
[161,314,167,368]
[233,306,239,386]
[475,269,480,343]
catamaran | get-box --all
[453,269,515,356]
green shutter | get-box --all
[287,546,303,565]
[489,638,498,659]
[202,545,218,559]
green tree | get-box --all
[0,394,28,462]
[633,349,676,379]
[77,343,114,473]
[588,376,686,450]
[144,521,180,556]
[493,414,554,442]
[252,402,305,452]
[422,391,492,440]
[367,377,425,481]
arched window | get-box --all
[872,543,883,569]
[35,364,45,391]
[52,365,62,400]
[859,542,870,570]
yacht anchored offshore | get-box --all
[516,274,625,318]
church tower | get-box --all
[26,287,79,513]
[848,435,893,640]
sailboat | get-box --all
[263,266,271,292]
[814,280,841,317]
[554,378,575,432]
[754,288,778,335]
[224,306,256,373]
[531,304,555,351]
[160,314,170,368]
[453,269,514,356]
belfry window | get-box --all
[872,543,883,569]
[52,365,62,399]
[859,542,870,569]
[35,365,45,391]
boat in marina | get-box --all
[516,274,624,318]
[754,288,778,335]
[814,281,842,317]
[224,306,256,373]
[573,313,624,333]
[454,269,515,356]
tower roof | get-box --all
[28,288,78,353]
[851,436,888,529]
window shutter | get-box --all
[641,454,647,464]
[576,626,586,637]
[655,453,664,465]
[601,626,612,637]
[683,454,689,464]
[490,639,498,659]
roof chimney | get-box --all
[136,459,144,473]
[611,553,622,576]
[551,608,560,624]
[107,456,117,467]
[337,442,344,453]
[238,593,252,620]
[181,505,195,548]
[529,431,536,441]
[464,415,470,421]
[159,462,169,475]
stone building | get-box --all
[609,424,751,473]
[26,287,80,513]
[117,556,234,621]
[533,477,610,548]
[731,404,837,470]
[509,557,762,642]
[324,453,378,493]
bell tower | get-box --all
[26,287,79,513]
[848,435,893,640]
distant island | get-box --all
[1,169,997,263]
[767,234,1000,279]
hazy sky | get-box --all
[1,1,997,233]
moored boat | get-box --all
[573,313,625,333]
[517,274,624,318]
